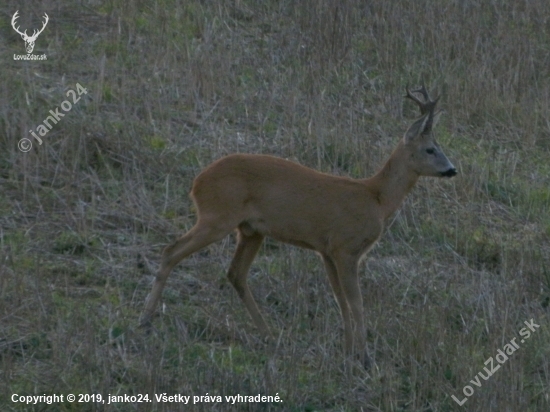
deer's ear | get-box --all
[404,114,430,143]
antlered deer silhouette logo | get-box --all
[11,10,49,54]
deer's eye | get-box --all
[426,148,435,155]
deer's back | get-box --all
[190,154,383,252]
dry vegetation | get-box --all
[1,0,550,410]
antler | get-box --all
[29,13,49,41]
[11,11,49,41]
[405,86,440,115]
[11,11,27,37]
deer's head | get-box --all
[402,86,457,178]
[12,11,49,54]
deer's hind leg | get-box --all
[226,226,269,337]
[140,217,236,327]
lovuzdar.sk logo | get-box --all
[12,10,49,61]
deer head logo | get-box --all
[11,10,49,54]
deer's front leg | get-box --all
[322,254,353,353]
[334,253,369,368]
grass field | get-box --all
[1,0,549,410]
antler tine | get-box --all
[40,13,49,31]
[410,85,431,102]
[405,88,425,107]
[405,85,440,115]
[11,10,27,36]
[31,13,49,39]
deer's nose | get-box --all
[441,168,457,177]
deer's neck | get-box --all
[366,143,419,219]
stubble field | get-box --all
[1,0,549,411]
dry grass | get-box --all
[1,0,549,411]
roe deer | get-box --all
[140,86,456,367]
